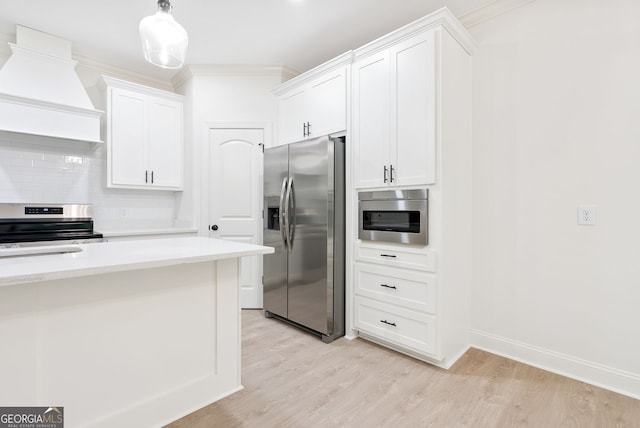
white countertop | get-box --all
[0,236,273,287]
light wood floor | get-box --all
[167,310,639,427]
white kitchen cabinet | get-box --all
[354,242,440,360]
[353,29,437,188]
[354,240,436,272]
[101,76,184,190]
[355,262,436,313]
[351,8,475,369]
[273,52,351,145]
[351,51,389,187]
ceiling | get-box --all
[0,0,490,81]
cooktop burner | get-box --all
[0,203,103,247]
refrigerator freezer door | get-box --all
[263,144,289,318]
[287,136,333,335]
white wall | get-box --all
[469,0,640,397]
[174,69,285,233]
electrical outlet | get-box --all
[577,205,596,225]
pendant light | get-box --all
[139,0,188,69]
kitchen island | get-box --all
[0,237,273,427]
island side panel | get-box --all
[0,258,242,428]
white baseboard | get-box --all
[471,329,640,399]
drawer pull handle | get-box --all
[380,283,397,290]
[380,254,397,258]
[380,319,396,327]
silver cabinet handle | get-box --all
[390,165,394,183]
[302,122,307,137]
[151,170,154,184]
[380,283,397,290]
[383,165,388,183]
[380,319,397,327]
[306,121,311,136]
[145,170,148,183]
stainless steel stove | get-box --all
[0,203,103,247]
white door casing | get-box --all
[208,127,265,308]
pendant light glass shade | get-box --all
[139,0,188,69]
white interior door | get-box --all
[208,128,264,308]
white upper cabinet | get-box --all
[147,96,183,188]
[352,51,390,188]
[353,30,436,189]
[101,76,184,191]
[278,86,308,144]
[392,32,436,187]
[109,88,147,187]
[273,52,351,145]
[307,68,348,138]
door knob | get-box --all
[211,225,219,231]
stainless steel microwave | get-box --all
[358,189,428,245]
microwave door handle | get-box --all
[279,177,288,248]
[284,177,295,250]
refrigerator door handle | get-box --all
[284,177,295,251]
[279,177,288,247]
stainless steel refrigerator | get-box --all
[263,135,345,343]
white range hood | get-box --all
[0,26,103,143]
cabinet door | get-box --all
[352,51,390,189]
[277,87,307,145]
[148,96,183,189]
[391,31,436,186]
[109,88,147,187]
[308,67,346,138]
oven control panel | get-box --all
[25,207,64,215]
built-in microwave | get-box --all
[358,189,428,245]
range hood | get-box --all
[0,26,103,143]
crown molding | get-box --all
[272,51,353,95]
[73,52,174,91]
[354,7,476,61]
[459,0,537,28]
[172,64,298,89]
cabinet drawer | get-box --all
[355,263,436,314]
[354,296,436,355]
[355,242,436,272]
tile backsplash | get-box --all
[0,133,178,231]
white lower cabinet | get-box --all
[354,238,471,368]
[355,263,436,313]
[355,295,437,355]
[354,243,442,363]
[355,242,436,272]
